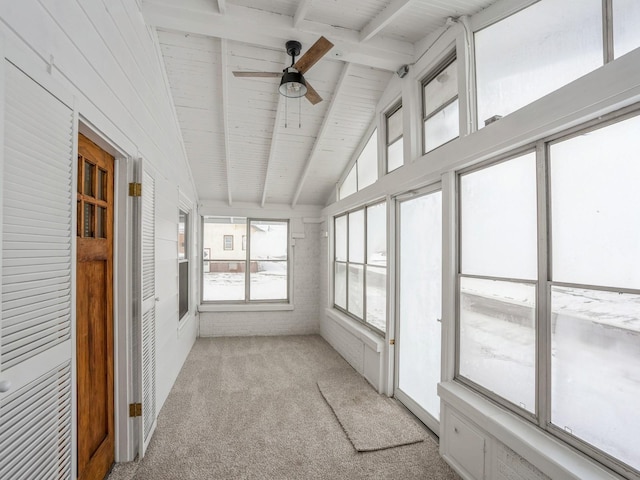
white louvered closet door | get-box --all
[139,167,157,456]
[0,61,74,479]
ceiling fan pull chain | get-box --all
[299,96,302,128]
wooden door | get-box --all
[76,134,114,480]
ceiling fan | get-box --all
[232,36,334,105]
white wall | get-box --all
[0,0,198,460]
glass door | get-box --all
[395,186,442,433]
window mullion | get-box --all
[535,140,550,429]
[603,0,614,64]
[245,220,251,302]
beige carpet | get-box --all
[318,370,425,452]
[108,335,459,480]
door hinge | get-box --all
[128,182,142,197]
[389,339,395,346]
[129,403,142,417]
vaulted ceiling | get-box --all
[142,0,497,208]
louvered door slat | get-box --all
[139,168,157,455]
[1,61,73,480]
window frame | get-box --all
[333,200,387,335]
[454,104,640,479]
[338,123,379,200]
[177,205,191,323]
[201,217,290,305]
[223,234,233,251]
[385,102,403,173]
[421,52,459,154]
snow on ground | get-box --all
[203,272,287,301]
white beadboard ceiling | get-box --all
[144,0,497,208]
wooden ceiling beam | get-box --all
[142,1,413,71]
[220,39,234,206]
[216,0,226,15]
[360,0,414,42]
[261,94,287,207]
[293,0,312,28]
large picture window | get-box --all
[202,217,289,302]
[458,151,538,413]
[334,202,387,333]
[456,110,640,477]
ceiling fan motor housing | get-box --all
[285,40,302,59]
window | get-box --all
[458,152,538,413]
[548,113,640,472]
[475,0,603,127]
[456,109,640,477]
[386,104,403,172]
[334,202,387,333]
[223,234,233,250]
[178,210,189,320]
[613,0,640,58]
[423,55,459,153]
[339,129,378,200]
[202,217,289,303]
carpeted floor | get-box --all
[109,335,460,480]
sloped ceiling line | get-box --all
[291,61,353,208]
[261,95,287,207]
[217,0,226,15]
[220,38,233,206]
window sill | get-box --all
[198,303,294,313]
[438,381,620,480]
[325,308,385,353]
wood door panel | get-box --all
[77,133,114,480]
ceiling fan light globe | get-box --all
[279,69,307,98]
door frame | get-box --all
[77,121,136,463]
[393,182,443,435]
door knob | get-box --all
[0,380,11,393]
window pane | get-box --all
[178,210,187,260]
[424,99,459,153]
[459,277,536,412]
[366,266,386,332]
[202,261,245,301]
[357,130,378,190]
[366,203,386,266]
[203,217,246,301]
[475,0,602,126]
[250,261,287,300]
[339,163,357,199]
[398,191,442,420]
[84,161,94,197]
[550,115,640,289]
[96,207,106,239]
[387,138,403,172]
[250,220,288,261]
[335,262,347,309]
[551,286,640,471]
[97,169,106,201]
[424,59,457,116]
[460,152,537,280]
[83,203,94,238]
[335,215,347,262]
[614,0,640,58]
[179,261,188,319]
[387,105,402,143]
[348,210,365,263]
[348,265,364,319]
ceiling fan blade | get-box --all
[304,81,323,105]
[294,36,334,74]
[232,71,282,78]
